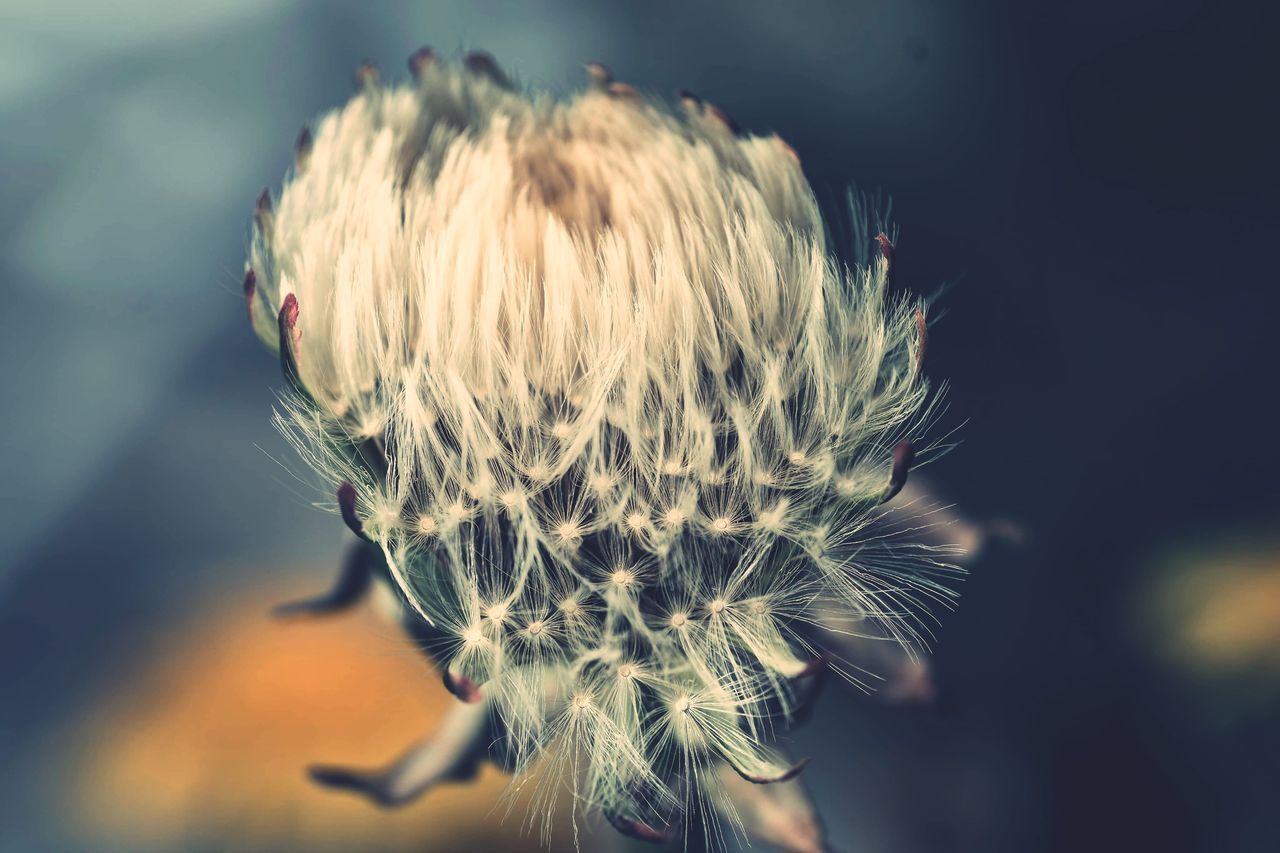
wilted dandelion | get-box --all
[245,49,964,850]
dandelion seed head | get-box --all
[467,473,495,501]
[246,52,963,844]
[498,488,526,510]
[442,501,469,527]
[757,501,788,532]
[588,472,615,494]
[554,520,584,543]
[369,505,401,536]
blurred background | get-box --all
[1,0,1276,850]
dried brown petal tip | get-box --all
[913,305,928,376]
[276,292,310,396]
[585,61,613,87]
[442,669,484,704]
[605,813,673,844]
[607,81,642,101]
[775,135,801,163]
[740,756,811,785]
[464,51,510,88]
[294,126,312,169]
[676,87,702,106]
[883,439,915,503]
[242,268,257,319]
[354,60,379,90]
[407,46,436,78]
[875,232,895,285]
[278,291,299,335]
[277,292,300,358]
[336,481,370,541]
[706,102,740,134]
[254,187,273,234]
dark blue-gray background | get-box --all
[2,1,1276,850]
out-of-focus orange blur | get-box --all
[1143,536,1280,694]
[66,573,553,851]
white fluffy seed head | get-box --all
[441,500,469,527]
[249,55,958,842]
[661,507,687,528]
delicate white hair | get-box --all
[245,52,959,844]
